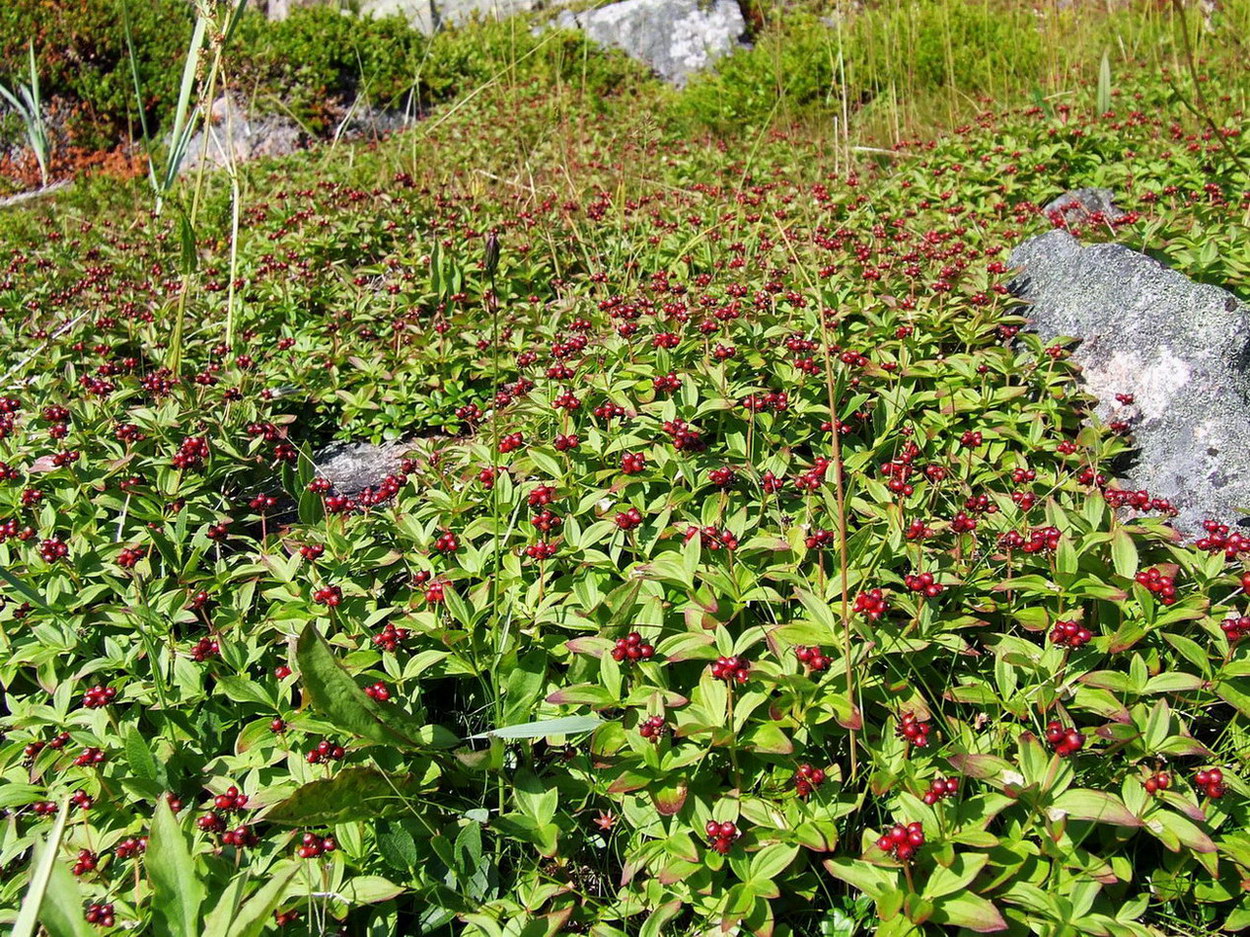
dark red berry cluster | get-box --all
[904,572,942,597]
[1049,619,1092,649]
[620,452,647,475]
[611,632,655,662]
[705,820,740,854]
[897,712,930,747]
[222,826,258,848]
[1135,568,1177,605]
[85,904,114,927]
[922,776,959,805]
[189,638,220,661]
[638,715,666,741]
[115,837,147,859]
[72,849,98,876]
[794,645,829,671]
[710,655,750,684]
[1221,616,1250,642]
[1045,721,1084,756]
[853,589,888,620]
[364,681,391,701]
[171,436,210,470]
[313,585,343,607]
[876,822,925,862]
[1196,768,1226,799]
[614,506,642,530]
[297,832,339,858]
[794,763,826,799]
[1143,771,1171,794]
[306,739,346,764]
[684,525,738,550]
[1195,520,1250,558]
[373,622,410,651]
[81,685,116,708]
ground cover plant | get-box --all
[2,1,1250,935]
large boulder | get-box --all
[179,97,302,172]
[550,0,748,86]
[1010,226,1250,535]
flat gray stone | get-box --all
[1042,187,1126,226]
[553,0,747,86]
[312,439,413,495]
[179,97,303,172]
[1010,228,1250,534]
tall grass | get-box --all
[0,42,50,187]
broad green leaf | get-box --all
[471,714,603,740]
[148,798,205,937]
[265,766,440,826]
[929,892,1008,933]
[1048,789,1141,827]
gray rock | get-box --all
[357,0,543,33]
[1010,228,1250,535]
[553,0,748,86]
[312,439,413,495]
[1042,187,1125,226]
[179,97,302,172]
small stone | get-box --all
[1010,225,1250,535]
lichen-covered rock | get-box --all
[1042,187,1125,226]
[552,0,747,86]
[312,439,414,495]
[179,97,303,172]
[1010,228,1250,534]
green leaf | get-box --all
[39,861,93,937]
[12,800,77,937]
[929,892,1008,933]
[1048,789,1141,827]
[922,853,988,900]
[749,844,798,883]
[297,622,434,748]
[822,857,895,899]
[203,864,299,937]
[148,798,205,937]
[1110,528,1137,578]
[471,714,603,740]
[124,725,161,784]
[265,766,440,826]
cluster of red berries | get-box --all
[85,904,114,927]
[171,436,210,470]
[222,826,258,848]
[1195,520,1250,558]
[708,466,736,488]
[39,537,70,562]
[525,541,558,560]
[74,747,107,767]
[373,622,410,652]
[1049,620,1093,649]
[620,452,647,474]
[793,640,830,671]
[433,532,460,553]
[853,589,888,620]
[710,655,751,684]
[190,638,220,661]
[117,545,147,568]
[363,682,391,701]
[705,820,740,854]
[72,849,98,876]
[611,632,655,662]
[876,822,925,862]
[922,776,959,805]
[296,832,339,858]
[904,572,943,597]
[306,739,347,764]
[1045,721,1084,756]
[213,786,249,813]
[1195,768,1226,799]
[1143,771,1171,794]
[794,763,827,799]
[638,715,666,741]
[804,528,835,549]
[897,712,931,747]
[81,685,116,708]
[684,525,738,550]
[1221,616,1250,642]
[614,506,643,530]
[313,585,343,607]
[114,836,147,859]
[1135,568,1177,605]
[23,732,71,764]
[498,432,524,454]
